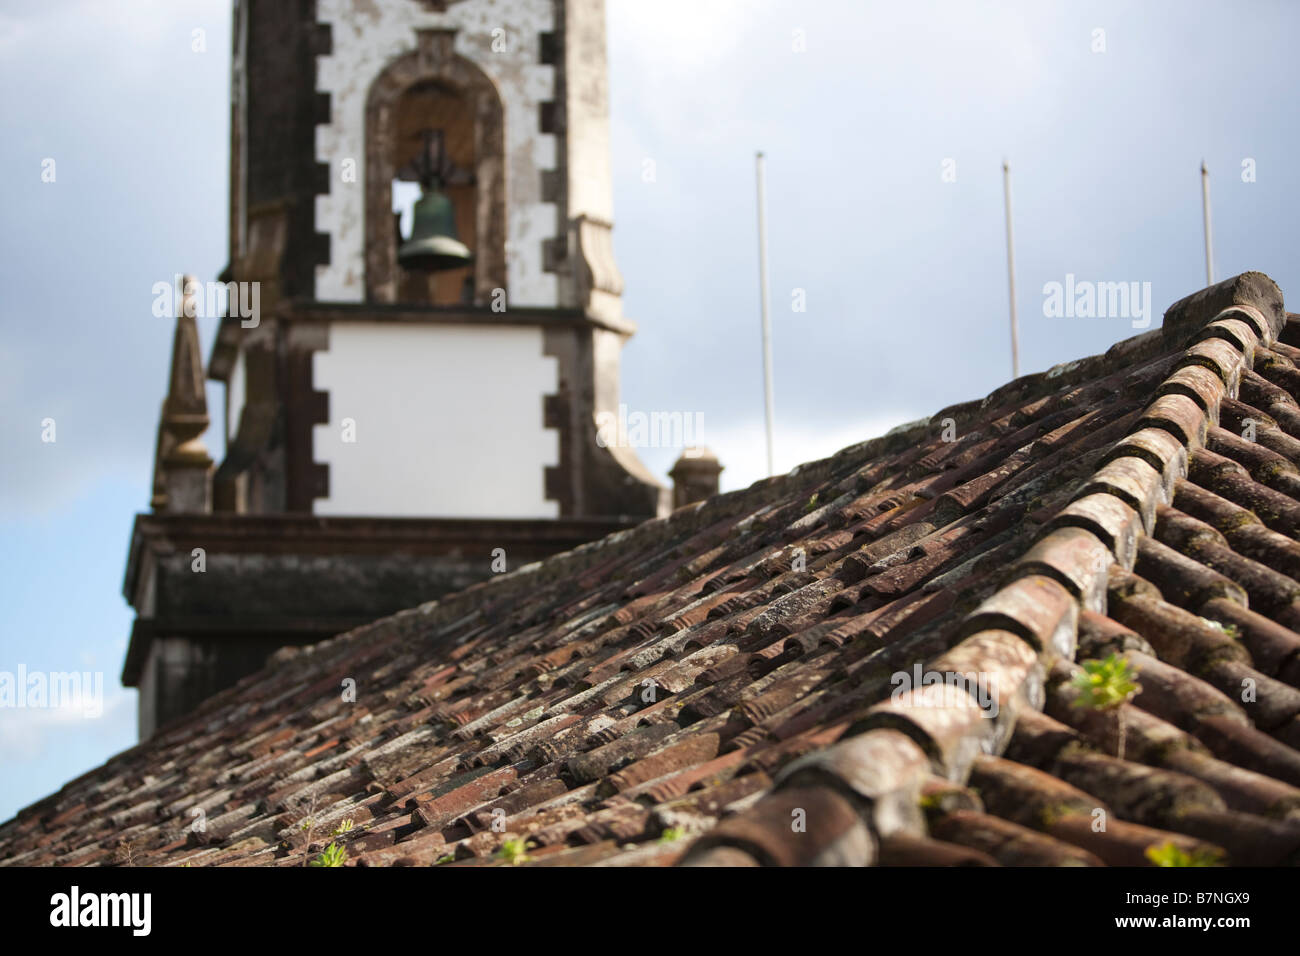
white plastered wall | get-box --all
[312,321,559,517]
[315,0,558,306]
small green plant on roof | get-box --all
[918,793,940,812]
[1038,802,1079,828]
[435,852,456,866]
[803,492,819,514]
[292,792,323,867]
[1144,841,1224,867]
[310,842,348,868]
[332,819,354,837]
[497,838,532,865]
[658,827,687,844]
[1201,618,1240,640]
[1072,653,1142,760]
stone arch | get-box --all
[365,29,506,305]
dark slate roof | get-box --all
[6,272,1300,868]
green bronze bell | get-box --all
[398,186,473,273]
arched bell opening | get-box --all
[389,81,477,305]
[365,31,506,307]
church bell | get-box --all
[397,127,474,274]
[398,186,473,273]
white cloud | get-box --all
[633,412,922,496]
[713,413,922,492]
[0,688,133,763]
[0,12,33,55]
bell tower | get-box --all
[123,0,666,739]
[208,0,659,518]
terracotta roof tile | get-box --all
[927,809,1104,866]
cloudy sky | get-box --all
[2,0,1298,821]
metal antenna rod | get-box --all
[1002,160,1020,379]
[755,151,776,477]
[1201,161,1215,286]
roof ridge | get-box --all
[682,272,1287,865]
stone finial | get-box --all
[669,447,723,509]
[151,275,213,513]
